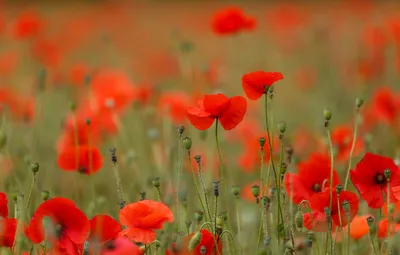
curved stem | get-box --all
[326,126,334,255]
[220,230,238,255]
[344,108,360,190]
[298,200,320,255]
[143,240,162,254]
[387,179,391,250]
[198,222,221,255]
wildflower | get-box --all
[57,145,103,175]
[349,215,371,240]
[212,7,256,35]
[0,192,8,218]
[242,71,284,100]
[331,125,363,162]
[100,237,142,255]
[90,215,121,244]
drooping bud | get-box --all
[182,137,192,150]
[188,231,202,251]
[30,162,39,174]
[356,98,364,109]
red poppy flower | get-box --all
[157,92,192,125]
[0,192,7,218]
[212,7,256,35]
[57,145,103,175]
[69,63,90,86]
[242,71,284,100]
[90,215,121,244]
[13,10,44,39]
[31,38,62,68]
[331,125,363,162]
[285,153,340,205]
[100,237,142,255]
[0,218,17,247]
[378,218,400,238]
[186,93,247,131]
[304,188,359,231]
[350,152,400,208]
[349,215,371,240]
[119,200,173,244]
[372,87,399,126]
[191,229,222,255]
[26,198,90,249]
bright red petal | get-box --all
[119,228,156,244]
[90,215,122,244]
[0,192,8,218]
[219,96,247,130]
[202,93,230,117]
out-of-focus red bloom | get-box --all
[350,152,400,208]
[0,51,18,77]
[69,63,90,87]
[293,67,316,90]
[90,215,121,244]
[186,93,247,130]
[57,145,103,175]
[0,218,17,247]
[242,71,284,100]
[100,237,142,255]
[304,188,359,231]
[331,125,363,162]
[31,39,61,68]
[0,192,7,218]
[119,200,173,244]
[26,198,90,253]
[191,229,222,255]
[134,84,153,106]
[158,92,192,125]
[266,4,307,33]
[372,86,399,126]
[291,127,323,157]
[13,10,44,39]
[0,88,35,123]
[212,7,256,35]
[349,215,370,240]
[378,218,400,238]
[285,153,340,205]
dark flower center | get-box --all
[312,183,321,192]
[78,165,89,174]
[375,173,385,185]
[55,224,63,239]
[104,240,116,251]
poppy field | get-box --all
[2,1,400,254]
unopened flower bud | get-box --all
[252,185,260,198]
[30,162,39,174]
[336,184,343,195]
[194,155,201,164]
[259,137,266,148]
[178,125,185,135]
[323,108,332,121]
[356,98,364,108]
[213,180,220,197]
[188,231,202,251]
[342,200,350,213]
[231,185,240,197]
[194,211,204,223]
[41,190,50,201]
[152,177,160,188]
[384,169,391,180]
[182,137,192,150]
[109,148,117,164]
[278,121,286,133]
[367,216,376,233]
[85,118,91,126]
[280,163,287,175]
[295,211,304,231]
[216,215,224,229]
[69,101,76,112]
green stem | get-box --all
[387,179,391,249]
[214,196,218,233]
[220,230,238,255]
[215,120,226,205]
[155,187,163,202]
[346,214,351,255]
[298,200,320,255]
[25,172,37,217]
[188,151,209,223]
[344,108,360,190]
[176,134,183,231]
[198,222,221,255]
[198,161,212,224]
[369,230,378,255]
[235,198,241,251]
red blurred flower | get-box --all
[31,38,62,68]
[378,218,400,238]
[285,153,340,205]
[0,192,7,218]
[0,50,19,77]
[242,71,284,100]
[26,198,90,253]
[13,10,44,39]
[304,188,359,231]
[100,237,142,255]
[69,63,91,87]
[350,152,400,208]
[0,218,17,247]
[191,229,222,255]
[90,215,121,244]
[158,92,192,125]
[212,7,256,35]
[186,93,247,130]
[349,215,370,240]
[372,86,399,126]
[331,125,363,162]
[57,145,103,175]
[119,200,173,244]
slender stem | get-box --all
[220,230,238,255]
[25,172,37,217]
[335,196,343,255]
[198,222,221,255]
[258,148,266,250]
[369,230,378,255]
[155,187,163,202]
[299,200,320,255]
[214,196,218,233]
[110,149,125,209]
[188,151,209,223]
[346,214,351,255]
[235,198,241,248]
[198,161,212,224]
[176,134,183,231]
[387,179,391,248]
[215,120,226,204]
[344,108,360,190]
[256,205,263,254]
[326,127,334,214]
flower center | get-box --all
[78,165,89,174]
[104,240,116,251]
[312,183,321,192]
[55,224,63,239]
[376,173,385,184]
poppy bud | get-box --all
[342,200,350,213]
[261,196,270,208]
[41,190,50,201]
[194,155,201,164]
[278,121,286,134]
[231,185,240,197]
[336,184,343,195]
[356,98,364,109]
[109,148,117,164]
[194,211,204,223]
[252,185,260,198]
[152,177,161,188]
[178,125,185,135]
[367,216,376,233]
[389,203,395,214]
[11,193,18,202]
[259,137,266,148]
[213,180,220,197]
[323,108,332,121]
[85,118,91,126]
[200,246,207,255]
[185,219,192,229]
[188,231,202,251]
[140,190,146,201]
[280,163,287,175]
[30,162,39,174]
[324,207,331,218]
[384,169,391,180]
[69,101,76,112]
[295,211,304,231]
[0,130,6,151]
[216,215,224,229]
[182,137,192,150]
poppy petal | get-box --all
[219,96,247,130]
[119,227,156,244]
[203,93,230,117]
